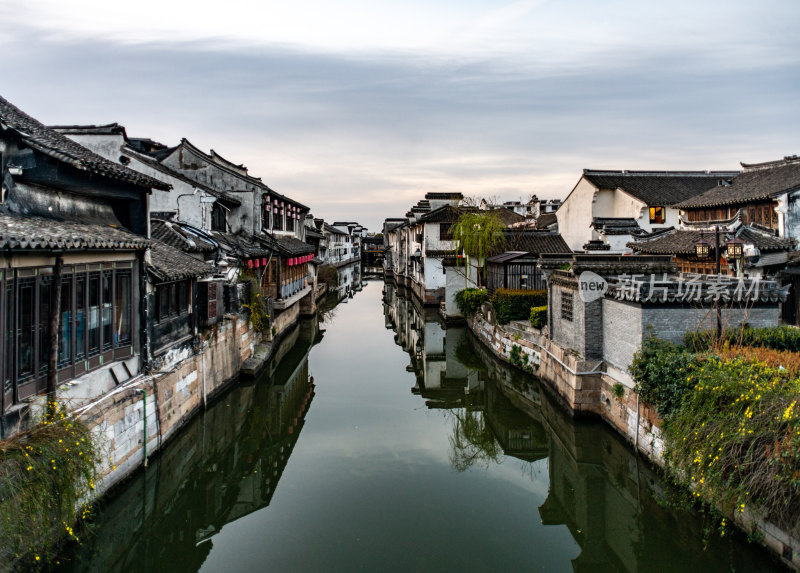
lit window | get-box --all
[649,206,665,224]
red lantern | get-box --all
[247,259,253,269]
[261,257,267,266]
[255,259,260,268]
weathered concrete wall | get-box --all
[603,300,781,374]
[273,303,300,338]
[78,315,255,495]
[557,177,597,251]
[602,298,643,373]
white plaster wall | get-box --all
[604,234,635,253]
[611,189,679,233]
[425,257,446,290]
[63,133,125,162]
[557,178,596,251]
[424,321,445,354]
[160,150,259,235]
[611,188,642,219]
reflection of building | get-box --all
[330,261,362,301]
[60,319,320,573]
[484,382,548,463]
[383,282,480,408]
[455,333,778,573]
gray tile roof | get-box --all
[173,138,310,210]
[0,96,169,191]
[0,212,149,250]
[147,240,215,282]
[488,207,526,226]
[591,217,646,236]
[418,205,464,224]
[676,156,800,209]
[738,225,796,252]
[323,223,348,236]
[304,226,325,240]
[211,232,270,259]
[424,192,463,200]
[582,170,737,207]
[503,231,571,255]
[534,213,557,229]
[151,219,217,253]
[129,152,241,206]
[267,234,315,256]
[628,225,795,255]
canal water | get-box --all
[55,279,785,572]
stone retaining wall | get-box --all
[467,308,799,570]
[79,314,256,495]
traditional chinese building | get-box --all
[0,95,168,420]
[557,169,738,252]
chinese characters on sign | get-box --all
[605,273,786,304]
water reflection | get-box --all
[56,320,321,573]
[329,261,362,301]
[383,282,783,573]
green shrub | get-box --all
[241,272,271,336]
[611,382,625,399]
[455,288,488,316]
[663,357,800,531]
[685,325,800,353]
[529,306,547,329]
[491,289,547,325]
[0,403,99,567]
[628,336,699,418]
[509,344,523,367]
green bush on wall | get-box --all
[455,288,488,316]
[491,289,547,325]
[529,306,547,329]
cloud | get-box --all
[1,3,798,229]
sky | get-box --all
[1,0,798,231]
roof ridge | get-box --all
[585,169,738,176]
[0,95,168,191]
[741,155,800,171]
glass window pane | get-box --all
[115,273,131,346]
[76,276,86,359]
[158,285,168,322]
[88,273,100,355]
[4,283,13,393]
[39,279,51,372]
[58,280,72,366]
[169,283,178,316]
[19,282,34,376]
[102,272,112,351]
[178,281,187,314]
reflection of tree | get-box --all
[318,295,340,324]
[453,335,486,373]
[448,401,503,472]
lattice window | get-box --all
[560,291,573,322]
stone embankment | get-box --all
[467,307,800,571]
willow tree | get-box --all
[451,211,506,287]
